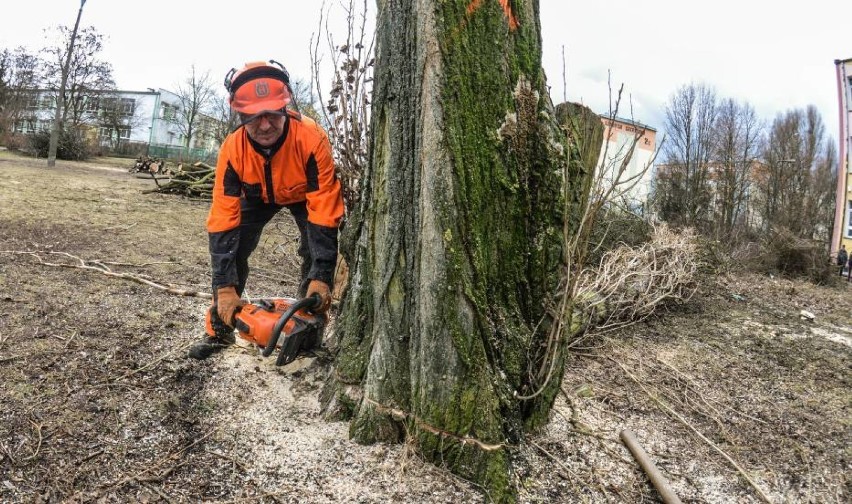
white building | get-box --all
[11,88,221,159]
[597,115,658,210]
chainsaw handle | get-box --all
[261,294,322,357]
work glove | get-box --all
[306,279,332,314]
[216,286,245,327]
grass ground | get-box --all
[0,151,848,503]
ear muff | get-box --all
[268,60,290,84]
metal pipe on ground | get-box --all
[620,428,684,504]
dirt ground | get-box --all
[0,150,849,503]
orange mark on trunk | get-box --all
[465,0,484,14]
[498,0,519,30]
[466,0,519,31]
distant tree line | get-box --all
[0,23,322,160]
[650,83,837,246]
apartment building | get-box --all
[10,88,221,157]
[832,57,852,257]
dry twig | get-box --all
[22,420,44,461]
[106,341,193,384]
[573,224,699,339]
[613,358,773,503]
[100,428,219,493]
[310,0,374,212]
[529,440,591,503]
[1,250,211,299]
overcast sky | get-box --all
[1,0,849,145]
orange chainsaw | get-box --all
[233,295,325,366]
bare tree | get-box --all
[656,83,718,229]
[757,106,834,239]
[712,98,762,238]
[289,76,322,122]
[0,47,42,140]
[310,0,375,213]
[171,66,215,149]
[42,26,115,129]
[809,139,838,243]
[210,92,239,145]
[45,0,87,167]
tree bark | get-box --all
[324,1,593,500]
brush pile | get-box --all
[140,161,215,199]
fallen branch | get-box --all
[140,161,216,199]
[574,225,700,338]
[142,482,175,504]
[655,358,768,426]
[620,428,683,504]
[1,250,211,299]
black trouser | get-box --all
[206,200,313,339]
[213,199,312,300]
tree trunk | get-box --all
[324,1,593,501]
[47,1,86,167]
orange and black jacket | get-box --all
[206,110,344,289]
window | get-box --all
[15,119,36,133]
[847,201,852,238]
[161,103,179,120]
[100,126,131,140]
[85,97,100,112]
[119,98,135,116]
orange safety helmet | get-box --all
[224,60,292,115]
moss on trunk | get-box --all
[325,1,598,501]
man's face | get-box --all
[242,112,286,147]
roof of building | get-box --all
[599,114,657,132]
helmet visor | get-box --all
[238,109,287,126]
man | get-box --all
[847,252,852,283]
[838,244,848,277]
[189,60,344,360]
